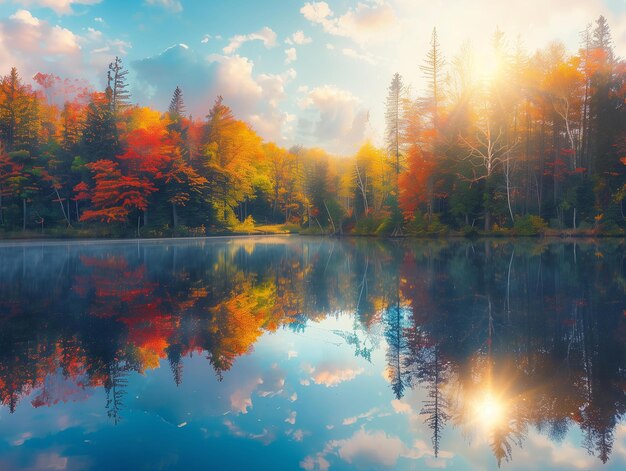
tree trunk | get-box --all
[307,202,311,228]
[323,200,336,235]
[54,188,71,227]
[505,161,514,224]
[172,204,178,228]
[22,198,26,231]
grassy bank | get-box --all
[0,223,623,241]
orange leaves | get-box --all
[78,110,208,221]
[0,150,23,196]
[585,47,612,77]
[398,145,435,218]
[80,159,157,223]
[544,56,582,94]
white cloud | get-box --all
[201,34,223,43]
[285,411,297,425]
[301,1,397,44]
[88,36,132,73]
[223,419,276,446]
[145,0,182,13]
[297,85,370,154]
[285,47,297,64]
[94,16,103,23]
[341,47,376,64]
[10,9,40,26]
[0,8,133,90]
[85,26,102,41]
[300,1,332,23]
[285,30,312,45]
[390,398,412,415]
[300,360,365,387]
[12,0,101,15]
[342,408,379,426]
[301,428,453,471]
[215,363,286,414]
[11,432,33,447]
[300,454,330,471]
[223,26,277,54]
[338,429,405,467]
[229,377,262,414]
[0,9,82,76]
[527,433,598,470]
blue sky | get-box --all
[0,0,625,154]
[2,314,625,471]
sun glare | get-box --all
[472,50,500,85]
[473,392,505,429]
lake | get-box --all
[0,236,624,471]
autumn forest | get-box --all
[0,15,624,238]
[1,2,626,469]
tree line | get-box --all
[0,16,624,237]
[390,15,624,235]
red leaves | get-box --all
[0,151,23,196]
[72,181,90,201]
[118,126,171,176]
[76,111,209,223]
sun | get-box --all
[472,50,501,85]
[460,41,503,89]
[472,392,505,430]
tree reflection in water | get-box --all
[0,238,623,466]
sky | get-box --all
[2,312,625,470]
[0,0,625,154]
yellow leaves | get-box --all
[126,106,164,132]
[208,282,274,359]
[355,141,383,164]
[137,345,165,372]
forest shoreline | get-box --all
[0,228,623,243]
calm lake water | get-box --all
[0,236,624,471]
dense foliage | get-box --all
[0,16,624,237]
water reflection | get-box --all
[0,237,624,469]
